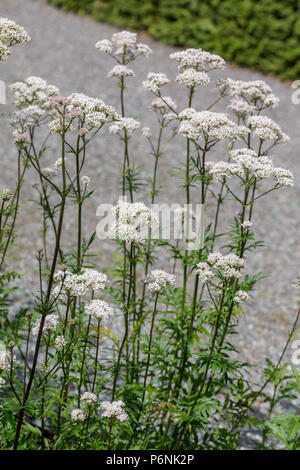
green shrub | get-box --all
[47,0,300,80]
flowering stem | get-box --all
[41,336,50,447]
[23,318,31,397]
[0,150,23,271]
[173,287,226,447]
[13,132,67,450]
[78,314,92,406]
[92,319,101,393]
[181,87,194,313]
[142,293,159,404]
[136,119,165,379]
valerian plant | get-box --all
[0,21,299,450]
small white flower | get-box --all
[81,392,97,406]
[71,408,86,421]
[0,349,14,371]
[95,39,113,54]
[241,221,252,229]
[248,115,289,142]
[100,400,128,422]
[176,69,210,87]
[136,43,152,57]
[110,200,158,244]
[221,78,279,110]
[1,188,12,202]
[109,117,140,136]
[150,96,177,112]
[0,377,5,388]
[0,41,9,61]
[0,18,30,61]
[195,262,214,283]
[49,118,74,134]
[143,73,170,93]
[108,65,135,79]
[141,127,151,138]
[179,109,248,142]
[85,299,114,320]
[234,290,249,303]
[145,270,176,293]
[10,76,59,114]
[32,314,59,336]
[54,158,63,169]
[55,335,66,351]
[292,276,300,290]
[78,127,88,136]
[208,252,244,280]
[228,97,256,118]
[170,48,225,72]
[53,269,108,299]
[196,252,245,283]
[81,175,90,186]
[111,31,137,48]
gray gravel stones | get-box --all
[0,0,300,369]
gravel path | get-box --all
[1,0,300,368]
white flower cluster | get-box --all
[196,252,245,282]
[10,76,59,124]
[55,335,66,351]
[248,115,289,142]
[99,400,128,422]
[145,270,176,293]
[223,78,279,110]
[11,76,59,108]
[81,392,97,406]
[170,48,225,72]
[150,96,177,113]
[292,276,300,289]
[52,269,108,298]
[0,348,13,371]
[0,18,30,61]
[178,109,248,142]
[71,408,86,421]
[54,158,63,169]
[85,299,114,320]
[141,127,151,138]
[68,93,119,118]
[110,200,157,244]
[48,93,119,133]
[234,290,249,303]
[0,377,5,387]
[109,117,141,136]
[95,30,152,59]
[176,69,210,88]
[228,97,256,119]
[143,73,170,93]
[1,188,12,202]
[108,64,135,78]
[111,30,137,48]
[209,148,294,187]
[32,314,59,336]
[81,175,91,186]
[0,41,9,61]
[48,118,74,135]
[12,131,29,146]
[194,262,214,283]
[241,220,252,229]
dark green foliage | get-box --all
[47,0,300,80]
